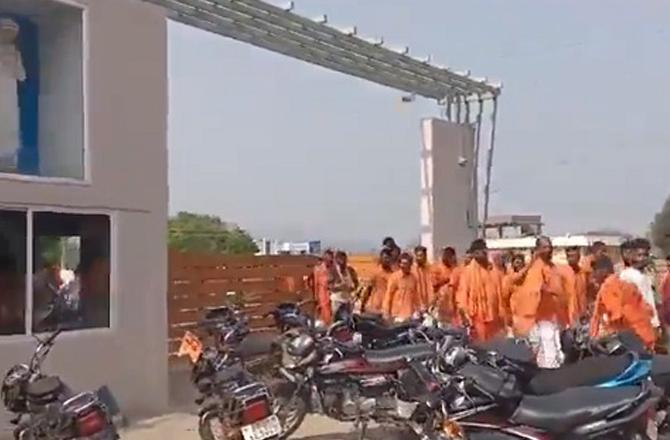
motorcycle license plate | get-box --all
[241,415,282,440]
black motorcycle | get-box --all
[273,327,446,439]
[1,329,118,440]
[187,307,286,440]
[192,351,282,440]
[271,302,436,350]
[429,340,664,440]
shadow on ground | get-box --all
[168,362,198,413]
[294,426,409,440]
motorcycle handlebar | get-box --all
[29,328,63,372]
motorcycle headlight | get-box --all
[2,364,30,412]
[313,320,326,333]
[285,333,315,358]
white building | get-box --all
[0,0,168,421]
[255,239,321,255]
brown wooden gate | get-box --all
[167,250,318,360]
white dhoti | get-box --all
[528,320,565,369]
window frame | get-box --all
[0,204,116,342]
[0,0,91,184]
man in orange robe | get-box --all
[413,246,434,312]
[433,247,457,322]
[661,256,670,326]
[448,250,473,325]
[580,241,608,277]
[433,247,457,291]
[502,253,527,326]
[451,250,472,293]
[382,237,401,270]
[383,253,421,322]
[590,256,656,349]
[559,246,588,326]
[455,239,505,341]
[510,237,567,336]
[313,250,334,323]
[364,248,395,314]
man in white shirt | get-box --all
[619,238,659,328]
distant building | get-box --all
[483,215,628,264]
[487,233,626,264]
[255,239,321,256]
[484,214,543,238]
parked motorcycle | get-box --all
[184,307,286,440]
[193,306,282,382]
[270,301,439,350]
[273,327,446,439]
[1,329,118,440]
[429,341,663,440]
[192,353,282,440]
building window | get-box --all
[33,213,110,332]
[0,209,110,336]
[0,210,27,335]
[0,0,85,179]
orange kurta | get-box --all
[502,270,525,325]
[451,264,465,291]
[313,264,332,323]
[661,272,670,326]
[366,267,393,314]
[510,259,567,336]
[590,275,656,349]
[413,264,435,311]
[455,260,505,341]
[432,263,454,290]
[433,264,455,322]
[580,255,595,277]
[492,266,508,325]
[383,271,421,321]
[559,264,588,326]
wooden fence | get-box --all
[167,250,318,359]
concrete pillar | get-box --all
[420,118,478,261]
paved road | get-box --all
[120,412,405,440]
[118,366,407,440]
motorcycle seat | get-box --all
[355,318,415,339]
[355,313,385,323]
[475,337,535,365]
[364,343,434,365]
[26,376,63,398]
[236,331,280,360]
[527,354,631,395]
[511,385,644,434]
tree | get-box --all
[651,196,670,255]
[168,212,258,255]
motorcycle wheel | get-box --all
[271,383,307,440]
[198,411,227,440]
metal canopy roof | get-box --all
[141,0,502,101]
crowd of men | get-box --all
[312,236,670,363]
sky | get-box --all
[168,0,670,250]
